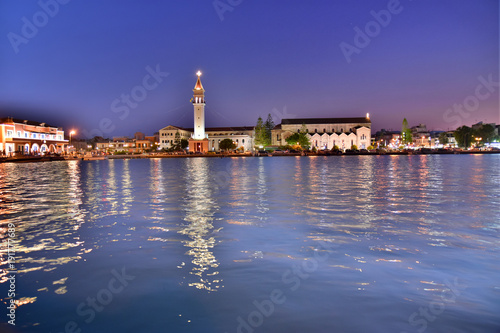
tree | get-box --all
[454,126,472,148]
[171,137,188,151]
[180,139,189,149]
[219,138,236,151]
[438,132,449,146]
[263,113,275,146]
[285,132,310,149]
[401,118,412,145]
[351,144,358,150]
[174,131,181,146]
[300,123,308,134]
[254,117,266,147]
[473,124,495,144]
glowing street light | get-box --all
[69,130,76,154]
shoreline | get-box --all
[1,149,499,164]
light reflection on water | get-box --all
[178,158,221,292]
[0,155,499,332]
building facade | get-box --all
[0,117,67,156]
[160,72,255,152]
[271,116,371,150]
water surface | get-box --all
[1,155,499,333]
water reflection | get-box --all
[0,161,87,304]
[178,158,222,291]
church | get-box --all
[159,71,255,152]
[272,116,371,150]
[159,72,371,152]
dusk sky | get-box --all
[0,0,498,138]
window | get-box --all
[297,129,300,133]
[277,134,279,140]
[32,133,37,139]
[25,132,28,138]
[6,130,13,137]
[242,139,245,144]
[58,135,62,140]
[17,131,21,137]
[323,129,326,133]
[315,129,317,133]
[41,134,45,139]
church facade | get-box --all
[272,116,371,150]
[159,72,371,152]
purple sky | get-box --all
[0,0,498,138]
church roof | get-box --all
[205,126,254,132]
[194,76,204,91]
[281,117,371,125]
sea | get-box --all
[0,154,499,333]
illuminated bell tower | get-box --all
[188,71,209,153]
[193,71,206,139]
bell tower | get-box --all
[192,71,206,140]
[188,71,209,153]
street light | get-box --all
[69,130,76,154]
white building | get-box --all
[272,116,372,150]
[0,117,67,156]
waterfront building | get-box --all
[373,130,401,148]
[411,124,431,147]
[159,72,255,152]
[0,117,67,156]
[159,72,375,152]
[95,137,152,154]
[271,115,371,150]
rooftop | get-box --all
[281,117,371,125]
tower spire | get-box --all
[194,71,204,91]
[192,71,205,104]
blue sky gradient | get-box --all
[0,0,498,138]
